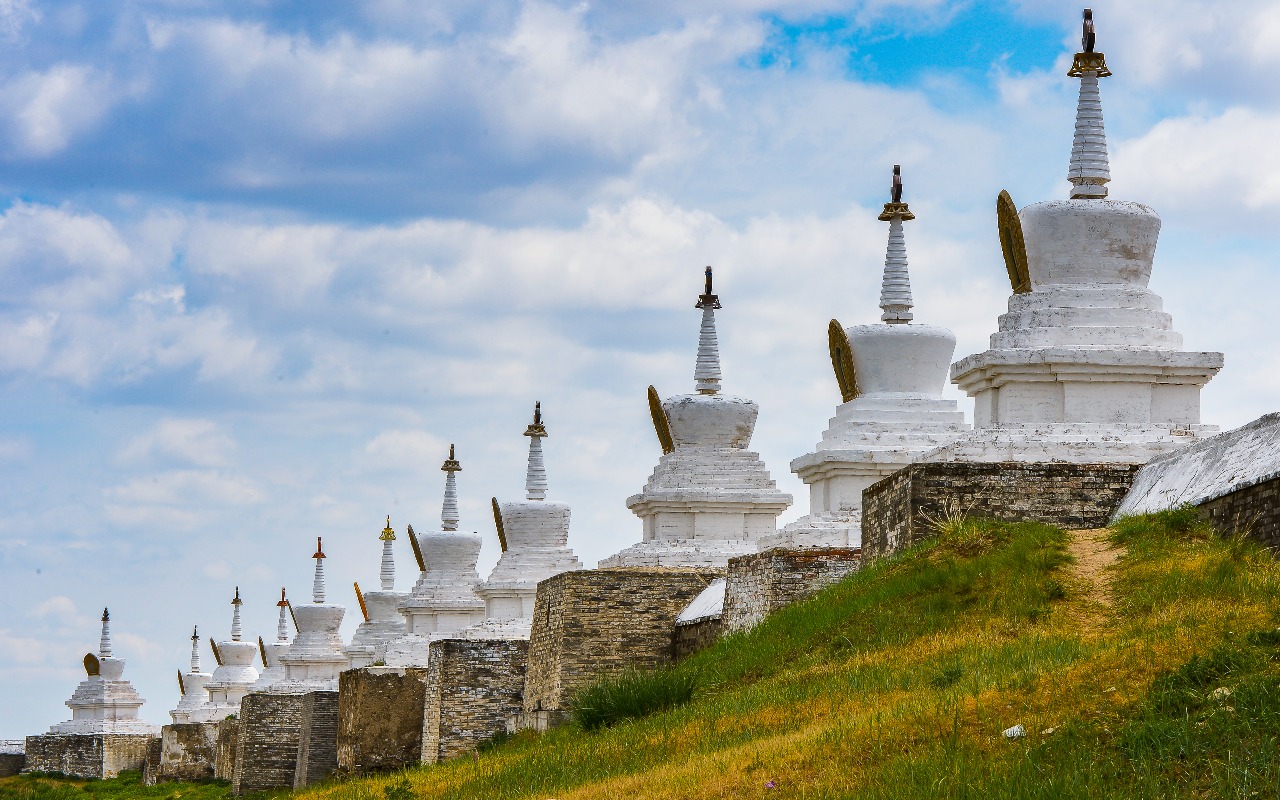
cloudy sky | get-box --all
[2,0,1278,737]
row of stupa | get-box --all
[42,13,1222,735]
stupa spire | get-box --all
[276,588,289,642]
[877,164,915,324]
[230,587,243,642]
[379,515,396,591]
[693,267,723,394]
[189,625,201,672]
[312,537,327,603]
[441,444,461,531]
[1066,8,1112,199]
[524,403,548,500]
[99,608,112,658]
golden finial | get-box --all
[277,588,288,608]
[441,444,461,473]
[1068,8,1111,77]
[695,266,721,310]
[191,625,199,642]
[380,515,396,541]
[524,401,548,437]
[232,586,242,606]
[878,165,915,221]
[313,536,325,559]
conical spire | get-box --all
[524,403,548,500]
[275,588,290,643]
[190,625,201,673]
[1066,8,1112,199]
[230,587,243,642]
[379,515,396,591]
[693,267,722,394]
[99,608,112,658]
[877,165,915,324]
[441,444,461,531]
[312,537,327,603]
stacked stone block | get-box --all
[22,734,156,779]
[233,693,305,795]
[722,548,863,633]
[213,717,239,780]
[422,638,529,764]
[1199,477,1280,551]
[520,568,721,729]
[294,691,340,789]
[153,723,217,783]
[673,617,723,660]
[336,667,428,775]
[861,462,1139,560]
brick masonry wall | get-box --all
[142,737,162,785]
[0,754,23,777]
[521,568,722,722]
[336,667,427,775]
[1199,475,1280,552]
[213,717,240,781]
[862,462,1140,560]
[294,691,340,789]
[153,723,217,783]
[722,548,862,634]
[422,638,528,764]
[23,734,155,779]
[673,617,723,660]
[233,693,305,795]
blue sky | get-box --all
[3,0,1280,739]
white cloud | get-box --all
[107,469,262,508]
[363,429,449,471]
[0,64,116,157]
[117,418,236,467]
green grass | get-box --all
[571,666,698,731]
[0,771,241,800]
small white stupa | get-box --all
[170,626,216,724]
[460,404,582,639]
[346,516,409,668]
[762,167,969,549]
[202,588,260,719]
[384,445,487,666]
[249,589,293,692]
[600,268,793,567]
[926,10,1222,464]
[49,609,159,735]
[274,538,349,693]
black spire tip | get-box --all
[1082,8,1095,53]
[891,164,903,203]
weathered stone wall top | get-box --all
[522,567,720,717]
[862,461,1139,560]
[422,638,528,764]
[336,667,427,776]
[1116,413,1280,517]
[294,691,340,789]
[722,548,862,634]
[233,692,305,796]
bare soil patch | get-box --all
[1066,527,1122,608]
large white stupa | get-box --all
[170,626,216,725]
[249,589,293,692]
[273,538,350,693]
[926,16,1221,464]
[459,404,582,640]
[346,516,409,668]
[763,169,969,549]
[202,588,259,719]
[49,609,159,735]
[384,445,487,666]
[600,268,792,567]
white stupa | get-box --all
[170,626,216,724]
[274,538,349,693]
[459,404,582,640]
[762,168,969,549]
[346,516,409,668]
[384,445,487,666]
[926,12,1222,465]
[600,268,793,567]
[202,588,259,719]
[249,589,293,692]
[49,609,159,735]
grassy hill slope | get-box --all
[7,508,1280,799]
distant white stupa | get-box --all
[346,516,409,668]
[202,588,259,719]
[170,625,216,724]
[50,609,159,735]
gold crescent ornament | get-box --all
[491,497,508,553]
[177,669,185,695]
[828,320,859,402]
[258,636,268,667]
[407,524,426,572]
[354,582,370,622]
[83,653,100,677]
[648,385,675,454]
[287,601,299,633]
[998,190,1031,294]
[209,638,223,667]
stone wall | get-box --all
[233,693,304,795]
[862,462,1140,560]
[23,734,155,779]
[213,717,239,781]
[294,691,340,789]
[1200,475,1280,552]
[0,754,23,777]
[153,723,217,783]
[673,617,722,660]
[722,548,862,634]
[337,667,427,775]
[520,568,721,726]
[142,737,161,785]
[422,638,528,764]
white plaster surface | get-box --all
[384,531,486,667]
[274,602,347,694]
[676,578,726,625]
[1114,413,1280,518]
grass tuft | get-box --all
[571,666,698,731]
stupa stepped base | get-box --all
[760,509,862,550]
[598,538,758,568]
[921,423,1219,465]
[24,733,158,779]
[637,448,785,491]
